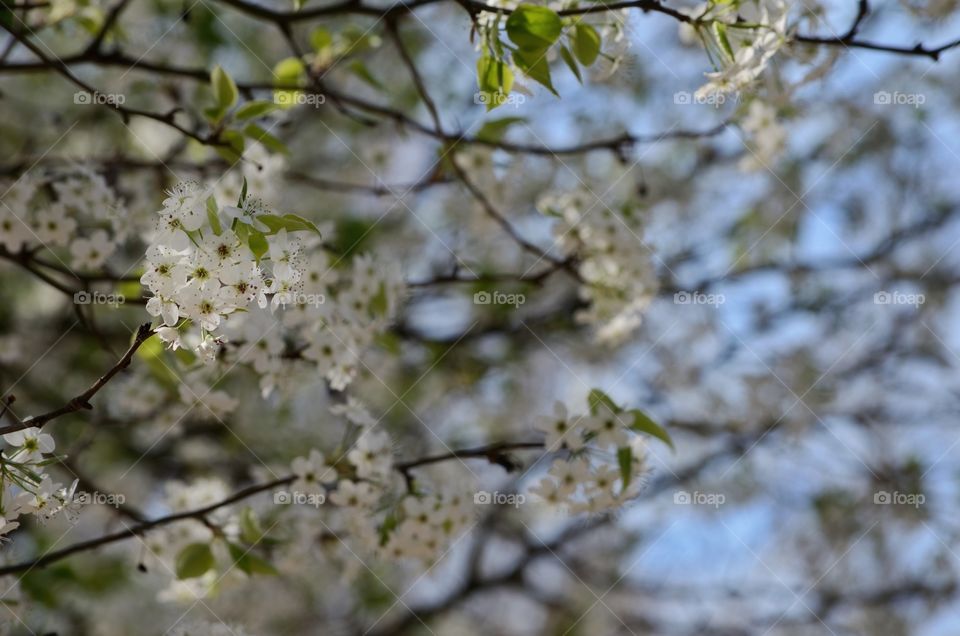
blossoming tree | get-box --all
[0,0,958,633]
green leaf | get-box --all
[348,61,385,91]
[206,196,221,235]
[628,409,674,450]
[274,57,307,85]
[240,507,265,544]
[235,100,277,121]
[513,48,558,96]
[215,129,245,163]
[273,57,307,109]
[559,44,582,84]
[310,26,333,52]
[476,55,515,110]
[175,543,215,579]
[211,65,239,111]
[712,21,735,62]
[506,4,562,52]
[242,123,288,155]
[203,105,226,124]
[475,116,526,142]
[617,445,633,490]
[227,542,278,576]
[572,24,601,66]
[258,213,323,236]
[248,231,269,262]
[587,388,620,415]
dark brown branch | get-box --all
[0,323,154,435]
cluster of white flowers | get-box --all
[148,477,238,603]
[530,401,651,513]
[690,0,791,99]
[281,401,476,568]
[739,100,787,170]
[0,427,83,537]
[538,189,658,345]
[143,180,321,362]
[379,490,475,563]
[0,167,127,269]
[221,249,405,394]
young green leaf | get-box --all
[273,57,307,109]
[477,55,515,110]
[348,61,385,91]
[248,231,269,262]
[240,507,265,544]
[559,44,582,83]
[628,409,674,450]
[310,26,333,53]
[258,213,323,236]
[506,5,562,52]
[211,65,239,111]
[242,123,288,155]
[587,388,620,415]
[617,445,633,490]
[215,129,245,163]
[572,23,601,66]
[513,48,558,96]
[235,100,277,121]
[206,196,222,235]
[475,116,526,142]
[175,543,215,579]
[227,542,278,576]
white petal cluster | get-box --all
[693,0,791,100]
[0,167,127,269]
[285,424,474,569]
[538,189,658,345]
[0,427,83,535]
[142,181,308,362]
[530,401,651,513]
[739,100,787,171]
